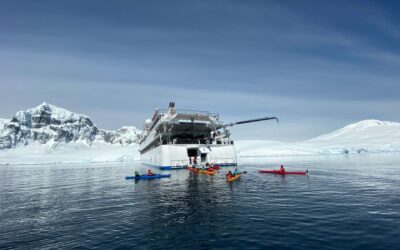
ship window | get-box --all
[187,148,198,157]
[201,153,207,163]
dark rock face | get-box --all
[0,103,141,150]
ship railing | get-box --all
[207,158,237,164]
[167,139,234,145]
[155,109,219,119]
[170,139,210,145]
[166,120,224,126]
[169,159,190,167]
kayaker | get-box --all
[227,170,233,178]
[193,157,198,165]
[233,168,240,176]
[135,171,140,177]
[147,169,155,176]
[279,165,285,173]
[214,165,220,170]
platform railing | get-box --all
[169,157,236,167]
[155,109,219,118]
[167,139,234,145]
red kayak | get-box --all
[258,170,308,175]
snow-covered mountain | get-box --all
[236,119,400,157]
[309,120,400,144]
[0,103,141,150]
[0,118,9,129]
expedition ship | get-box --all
[139,102,278,170]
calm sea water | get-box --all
[1,154,400,250]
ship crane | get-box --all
[222,116,279,128]
[215,116,278,139]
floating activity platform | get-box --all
[125,174,171,180]
[159,166,187,170]
[187,166,199,172]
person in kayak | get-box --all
[135,171,140,179]
[227,170,234,178]
[147,169,155,176]
[279,165,285,173]
[233,168,240,176]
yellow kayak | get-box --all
[226,174,241,182]
[199,170,216,175]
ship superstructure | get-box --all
[139,102,277,170]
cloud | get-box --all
[0,0,399,140]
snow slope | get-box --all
[0,142,140,165]
[236,120,400,157]
[309,120,400,144]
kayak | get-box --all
[125,174,171,180]
[227,174,241,182]
[258,170,307,175]
[199,170,216,175]
[187,167,200,172]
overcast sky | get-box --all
[1,0,399,141]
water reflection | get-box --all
[2,154,400,249]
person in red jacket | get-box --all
[279,165,285,173]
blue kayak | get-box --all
[125,174,171,180]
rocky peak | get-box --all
[0,103,141,150]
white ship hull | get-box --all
[140,144,237,170]
[138,102,275,170]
